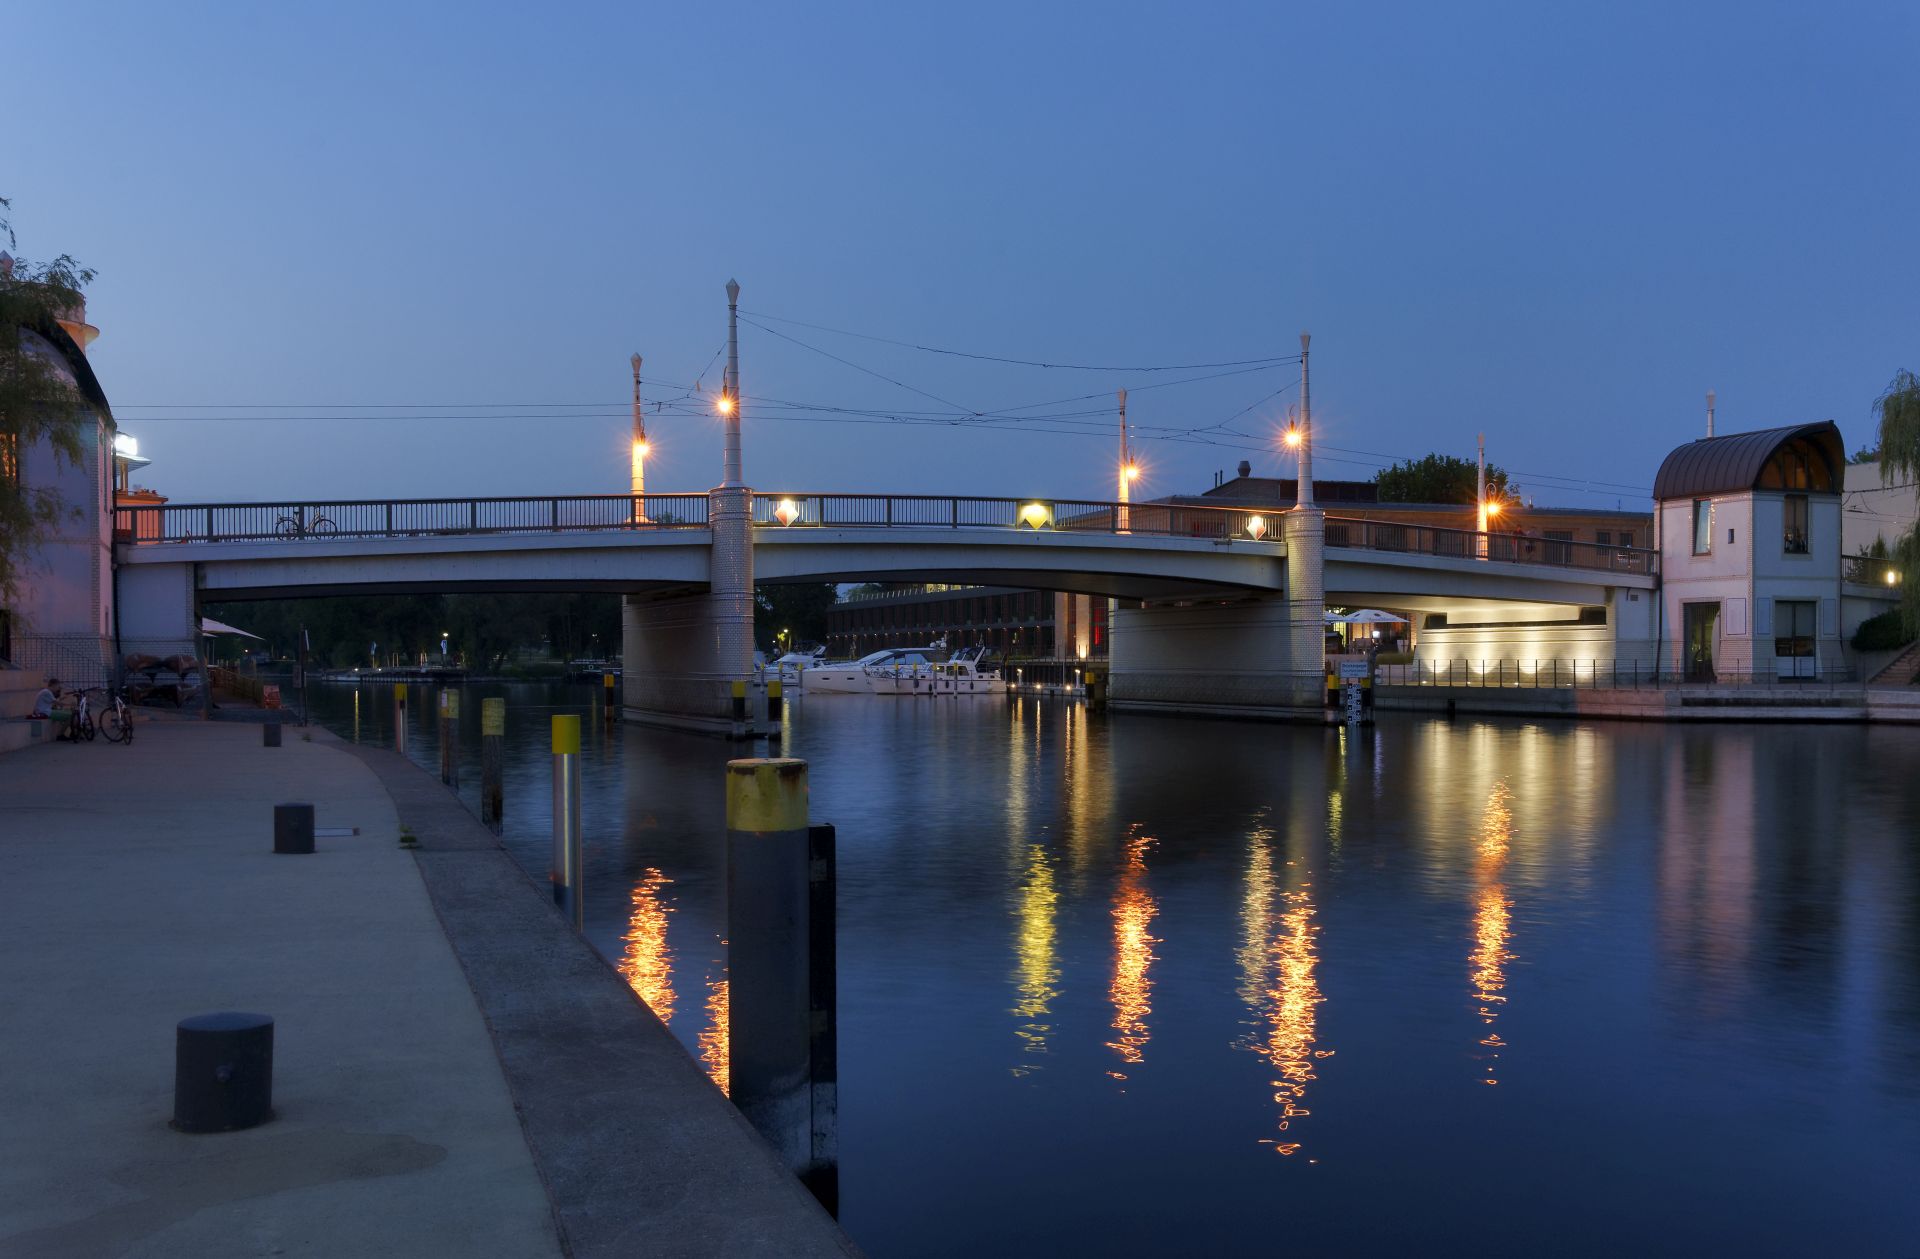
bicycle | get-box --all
[64,689,97,742]
[275,507,338,539]
[98,687,134,744]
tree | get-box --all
[1873,369,1920,634]
[0,197,98,619]
[1373,453,1515,506]
[755,583,838,651]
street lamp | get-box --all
[630,352,649,524]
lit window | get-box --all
[1692,499,1713,555]
[1783,494,1809,555]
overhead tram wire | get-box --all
[740,307,1300,373]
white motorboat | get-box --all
[802,646,944,693]
[802,643,1007,696]
[764,646,826,682]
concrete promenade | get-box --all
[0,722,857,1257]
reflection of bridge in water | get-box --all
[114,490,1660,732]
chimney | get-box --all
[1706,389,1716,439]
[1236,460,1251,480]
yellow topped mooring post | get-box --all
[439,689,461,786]
[551,715,583,931]
[602,671,616,727]
[393,683,409,756]
[725,757,836,1203]
[481,697,506,832]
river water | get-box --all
[306,681,1920,1256]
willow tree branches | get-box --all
[1873,369,1920,633]
[0,196,98,616]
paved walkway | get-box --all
[0,723,561,1258]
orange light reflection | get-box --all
[1470,782,1515,1084]
[617,868,676,1024]
[1106,829,1159,1075]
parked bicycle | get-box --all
[275,507,338,538]
[98,687,134,744]
[65,688,97,742]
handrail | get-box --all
[115,493,711,545]
[1323,515,1658,577]
[750,492,1275,540]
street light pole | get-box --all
[1117,388,1132,531]
[630,352,648,522]
[723,278,743,488]
[1296,332,1313,509]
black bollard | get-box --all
[173,1012,274,1133]
[273,803,315,855]
[804,822,839,1212]
[263,721,282,748]
[480,697,505,833]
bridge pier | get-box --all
[620,484,775,739]
[1105,508,1324,721]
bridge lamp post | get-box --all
[630,353,649,523]
[722,278,743,487]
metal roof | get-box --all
[1651,421,1842,501]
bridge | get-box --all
[114,490,1659,731]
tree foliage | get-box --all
[1873,369,1920,635]
[0,196,99,618]
[202,593,623,670]
[755,583,838,651]
[1373,453,1515,506]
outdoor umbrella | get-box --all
[199,616,263,640]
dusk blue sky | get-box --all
[9,2,1917,507]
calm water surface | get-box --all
[310,682,1920,1257]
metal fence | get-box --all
[750,493,1268,540]
[1371,659,1862,688]
[114,494,712,544]
[1323,517,1658,577]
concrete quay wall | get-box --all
[1376,682,1920,723]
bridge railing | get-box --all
[114,494,712,544]
[1323,516,1658,577]
[750,493,1273,540]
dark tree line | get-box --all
[206,582,843,668]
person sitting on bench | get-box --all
[32,678,73,742]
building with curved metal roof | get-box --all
[1652,421,1843,502]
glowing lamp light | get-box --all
[113,432,139,459]
[716,393,736,416]
[1485,499,1503,518]
[1246,514,1268,541]
[633,438,650,458]
[1123,464,1140,482]
[1889,570,1902,587]
[1019,502,1052,529]
[1283,427,1304,449]
[773,498,802,527]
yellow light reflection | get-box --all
[1106,828,1159,1076]
[699,968,730,1097]
[1011,844,1061,1076]
[617,868,676,1024]
[1236,825,1275,1010]
[1257,885,1328,1154]
[1470,782,1514,1085]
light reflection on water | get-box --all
[308,682,1920,1257]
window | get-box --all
[1617,531,1633,548]
[1692,499,1713,555]
[1783,494,1809,554]
[1775,599,1816,671]
[1596,531,1612,546]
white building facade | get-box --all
[1652,422,1849,681]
